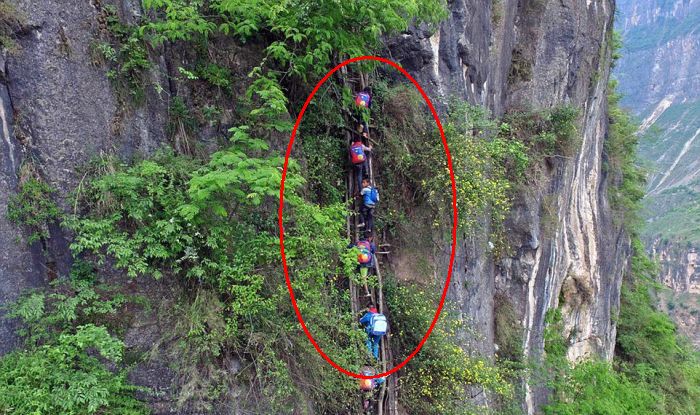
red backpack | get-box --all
[359,366,376,391]
[357,240,372,265]
[355,92,371,108]
[350,142,366,164]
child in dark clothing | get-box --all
[359,178,377,232]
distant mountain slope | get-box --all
[617,0,700,347]
[616,0,700,240]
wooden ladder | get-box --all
[339,67,398,415]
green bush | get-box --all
[502,105,580,158]
[605,79,646,228]
[543,361,660,415]
[0,2,24,53]
[6,267,136,346]
[98,5,153,104]
[67,135,368,411]
[0,324,147,415]
[543,242,700,414]
[614,240,700,415]
[542,307,660,415]
[375,88,529,233]
[386,280,512,414]
[7,174,61,245]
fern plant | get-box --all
[0,324,148,415]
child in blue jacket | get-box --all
[360,303,387,360]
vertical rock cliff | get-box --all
[390,0,621,412]
[0,0,623,413]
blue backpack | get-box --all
[369,187,379,204]
[363,186,379,206]
[370,313,388,336]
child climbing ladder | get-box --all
[350,136,372,196]
[349,235,377,297]
[359,178,379,235]
[359,303,388,360]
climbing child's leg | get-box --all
[355,164,364,195]
[365,336,374,357]
[366,207,375,233]
[372,335,381,360]
[360,267,370,296]
[360,204,369,228]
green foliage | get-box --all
[606,79,646,229]
[216,0,445,82]
[438,102,529,230]
[6,267,136,346]
[377,89,529,232]
[7,174,61,245]
[386,280,512,414]
[543,361,660,415]
[68,135,367,411]
[543,308,566,359]
[297,77,361,205]
[614,239,700,415]
[611,31,623,66]
[502,105,580,158]
[0,261,149,414]
[134,0,446,132]
[67,142,293,297]
[0,2,24,54]
[545,241,700,414]
[0,324,148,415]
[196,63,232,92]
[141,0,216,45]
[542,305,660,415]
[99,5,153,104]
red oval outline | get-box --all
[278,55,457,380]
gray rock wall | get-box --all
[0,52,43,355]
[389,0,623,412]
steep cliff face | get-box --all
[390,0,621,411]
[616,0,700,115]
[0,0,621,413]
[651,238,700,294]
[0,52,42,355]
